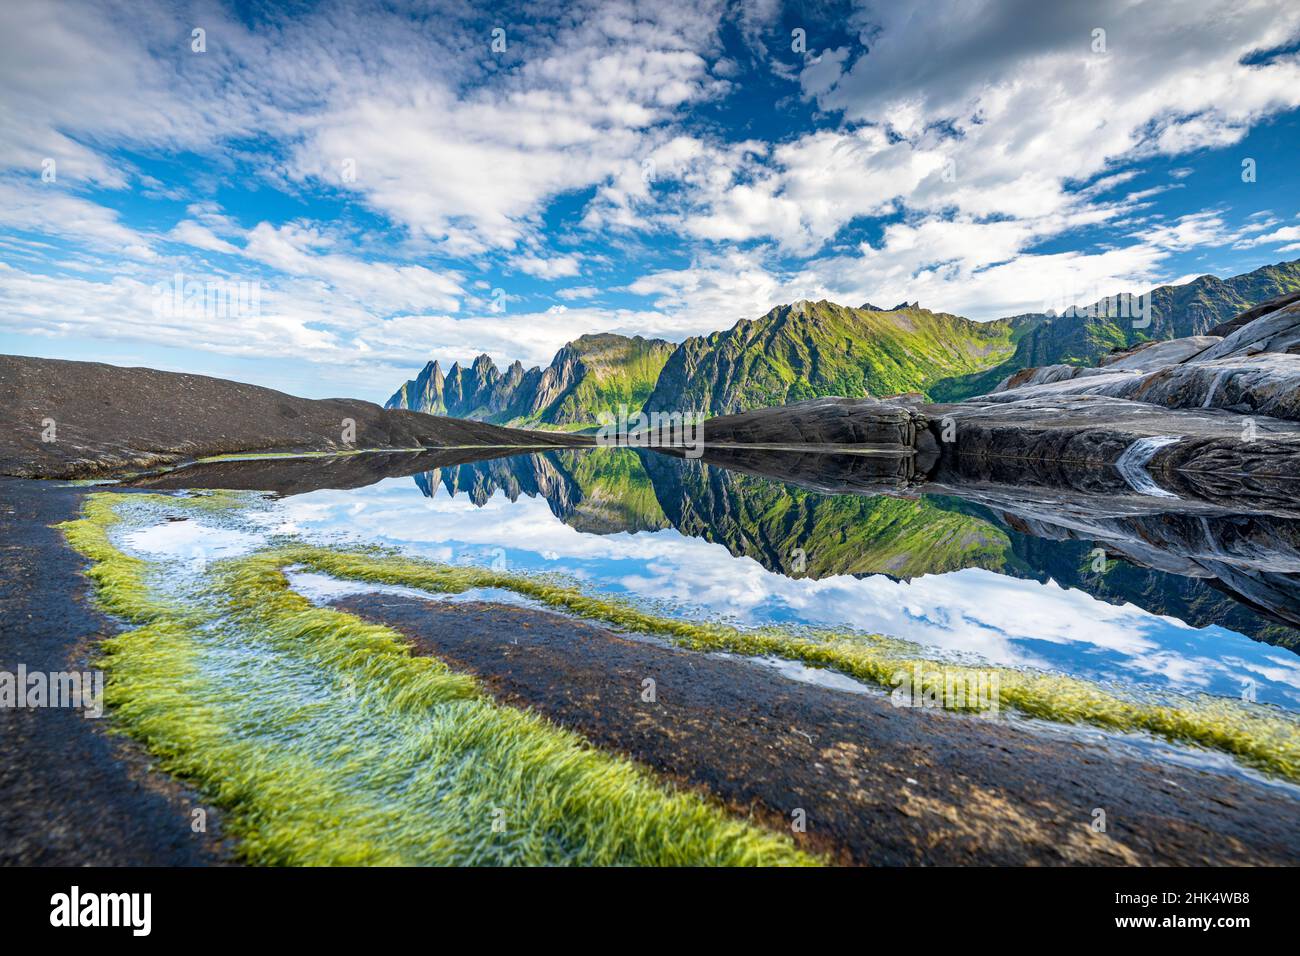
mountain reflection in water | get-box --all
[132,445,1300,709]
[415,449,1300,644]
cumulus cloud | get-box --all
[509,253,582,279]
[654,0,1300,308]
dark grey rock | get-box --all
[0,354,589,479]
[700,395,925,447]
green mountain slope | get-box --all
[643,300,1023,416]
[528,334,675,427]
[388,257,1300,420]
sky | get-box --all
[2,0,1299,403]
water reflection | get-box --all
[214,447,1300,710]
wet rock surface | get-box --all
[332,592,1300,866]
[0,478,230,864]
[987,301,1300,422]
[699,395,925,447]
[1198,300,1300,360]
[931,394,1300,487]
[1099,336,1222,370]
[985,355,1300,422]
[1206,289,1300,337]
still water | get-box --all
[134,447,1300,712]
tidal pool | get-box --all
[189,448,1300,713]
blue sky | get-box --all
[2,0,1299,402]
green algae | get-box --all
[57,492,816,867]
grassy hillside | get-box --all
[535,334,674,426]
[387,334,672,430]
[644,300,1021,416]
[390,258,1300,416]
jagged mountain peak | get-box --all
[386,332,674,427]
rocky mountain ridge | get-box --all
[386,332,673,428]
[388,258,1300,426]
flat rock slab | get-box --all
[1195,301,1300,362]
[1100,336,1221,370]
[0,478,230,865]
[984,354,1300,422]
[333,591,1300,866]
[934,394,1300,489]
[699,395,926,446]
[1207,290,1300,336]
[0,354,589,479]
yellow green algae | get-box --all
[58,492,814,866]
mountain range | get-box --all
[387,257,1300,424]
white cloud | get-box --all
[509,253,582,279]
[1235,223,1300,248]
[0,181,156,259]
[240,222,464,314]
[168,220,240,256]
[657,0,1300,281]
[555,285,602,300]
[280,2,732,254]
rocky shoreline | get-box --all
[2,295,1298,867]
[331,590,1300,866]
